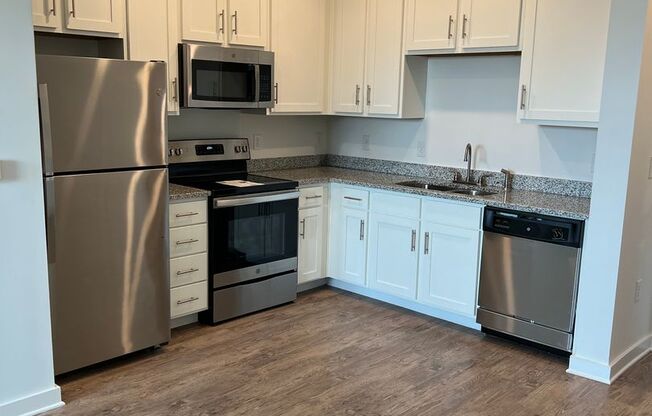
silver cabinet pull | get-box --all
[176,238,199,246]
[172,77,178,102]
[462,14,468,38]
[176,268,199,276]
[232,11,238,34]
[355,84,361,106]
[69,0,76,17]
[424,232,430,255]
[366,85,371,106]
[50,0,56,16]
[344,196,362,202]
[448,15,454,39]
[176,296,199,305]
[219,9,225,33]
[300,219,306,239]
[175,212,199,218]
[360,220,365,241]
[411,230,417,252]
[520,85,527,110]
[305,195,323,200]
[274,83,279,104]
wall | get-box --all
[0,1,62,415]
[328,55,597,182]
[169,110,328,158]
[569,0,651,383]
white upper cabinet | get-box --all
[64,0,122,34]
[33,0,59,29]
[459,0,522,50]
[228,0,269,47]
[331,0,367,114]
[404,0,458,52]
[180,0,226,44]
[518,0,609,127]
[271,0,327,113]
[405,0,522,54]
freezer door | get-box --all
[46,168,170,375]
[36,55,167,174]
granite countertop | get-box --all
[169,184,210,201]
[259,167,591,220]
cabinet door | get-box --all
[364,0,404,116]
[518,0,609,127]
[181,0,226,43]
[417,223,480,317]
[127,0,168,62]
[330,207,368,286]
[168,0,181,114]
[367,213,419,299]
[331,0,367,114]
[228,0,269,47]
[404,0,458,53]
[459,0,522,49]
[271,0,327,113]
[298,207,324,284]
[64,0,122,34]
[33,0,60,29]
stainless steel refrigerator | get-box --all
[36,55,170,375]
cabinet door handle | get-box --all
[305,195,322,200]
[232,11,238,34]
[176,268,199,276]
[50,0,56,16]
[176,296,199,305]
[360,220,365,241]
[274,83,279,104]
[69,0,76,17]
[176,238,199,246]
[411,230,417,252]
[520,85,527,110]
[355,84,361,106]
[366,85,371,106]
[344,196,362,202]
[448,15,454,39]
[172,77,178,102]
[175,211,198,218]
[219,9,225,33]
[462,14,468,38]
[424,232,430,255]
[300,219,306,239]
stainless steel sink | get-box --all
[451,189,498,196]
[396,181,456,192]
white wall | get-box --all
[168,110,328,158]
[569,0,651,383]
[328,55,597,181]
[0,1,62,415]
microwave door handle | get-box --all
[254,64,260,106]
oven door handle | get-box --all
[213,190,300,208]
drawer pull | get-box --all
[176,238,199,245]
[176,268,199,276]
[344,196,363,202]
[176,296,199,305]
[305,195,323,200]
[175,212,199,218]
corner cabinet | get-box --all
[33,0,124,36]
[517,0,610,127]
[330,0,427,119]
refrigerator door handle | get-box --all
[38,83,54,176]
[45,177,56,265]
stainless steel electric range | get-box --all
[168,139,299,324]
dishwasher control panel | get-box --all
[483,208,583,248]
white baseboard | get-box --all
[327,278,480,330]
[567,354,611,384]
[0,385,63,416]
[609,334,652,383]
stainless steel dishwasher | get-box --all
[477,208,584,352]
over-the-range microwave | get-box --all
[179,43,274,109]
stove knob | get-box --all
[168,148,174,157]
[242,145,248,153]
[234,146,241,153]
[174,148,183,156]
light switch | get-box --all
[0,160,3,180]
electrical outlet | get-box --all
[416,142,426,158]
[362,134,371,152]
[253,134,263,150]
[635,279,643,303]
[648,157,652,180]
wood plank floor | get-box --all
[46,288,652,416]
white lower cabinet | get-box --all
[367,213,419,299]
[417,222,481,317]
[298,187,326,284]
[329,205,368,286]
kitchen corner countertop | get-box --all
[260,167,591,220]
[169,184,210,202]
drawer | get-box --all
[338,187,369,210]
[422,198,483,229]
[169,200,207,228]
[370,191,421,219]
[169,224,208,258]
[299,186,325,209]
[170,281,208,319]
[170,253,208,288]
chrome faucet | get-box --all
[463,143,472,183]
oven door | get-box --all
[181,43,259,109]
[211,190,299,288]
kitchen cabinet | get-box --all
[298,206,324,284]
[271,0,327,113]
[404,0,522,55]
[417,223,481,317]
[180,0,226,44]
[518,0,609,127]
[33,0,59,29]
[33,0,124,36]
[228,0,268,47]
[330,0,428,118]
[367,213,419,299]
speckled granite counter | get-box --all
[260,167,591,220]
[169,184,210,202]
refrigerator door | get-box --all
[36,55,167,175]
[46,168,170,375]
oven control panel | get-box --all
[168,139,250,164]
